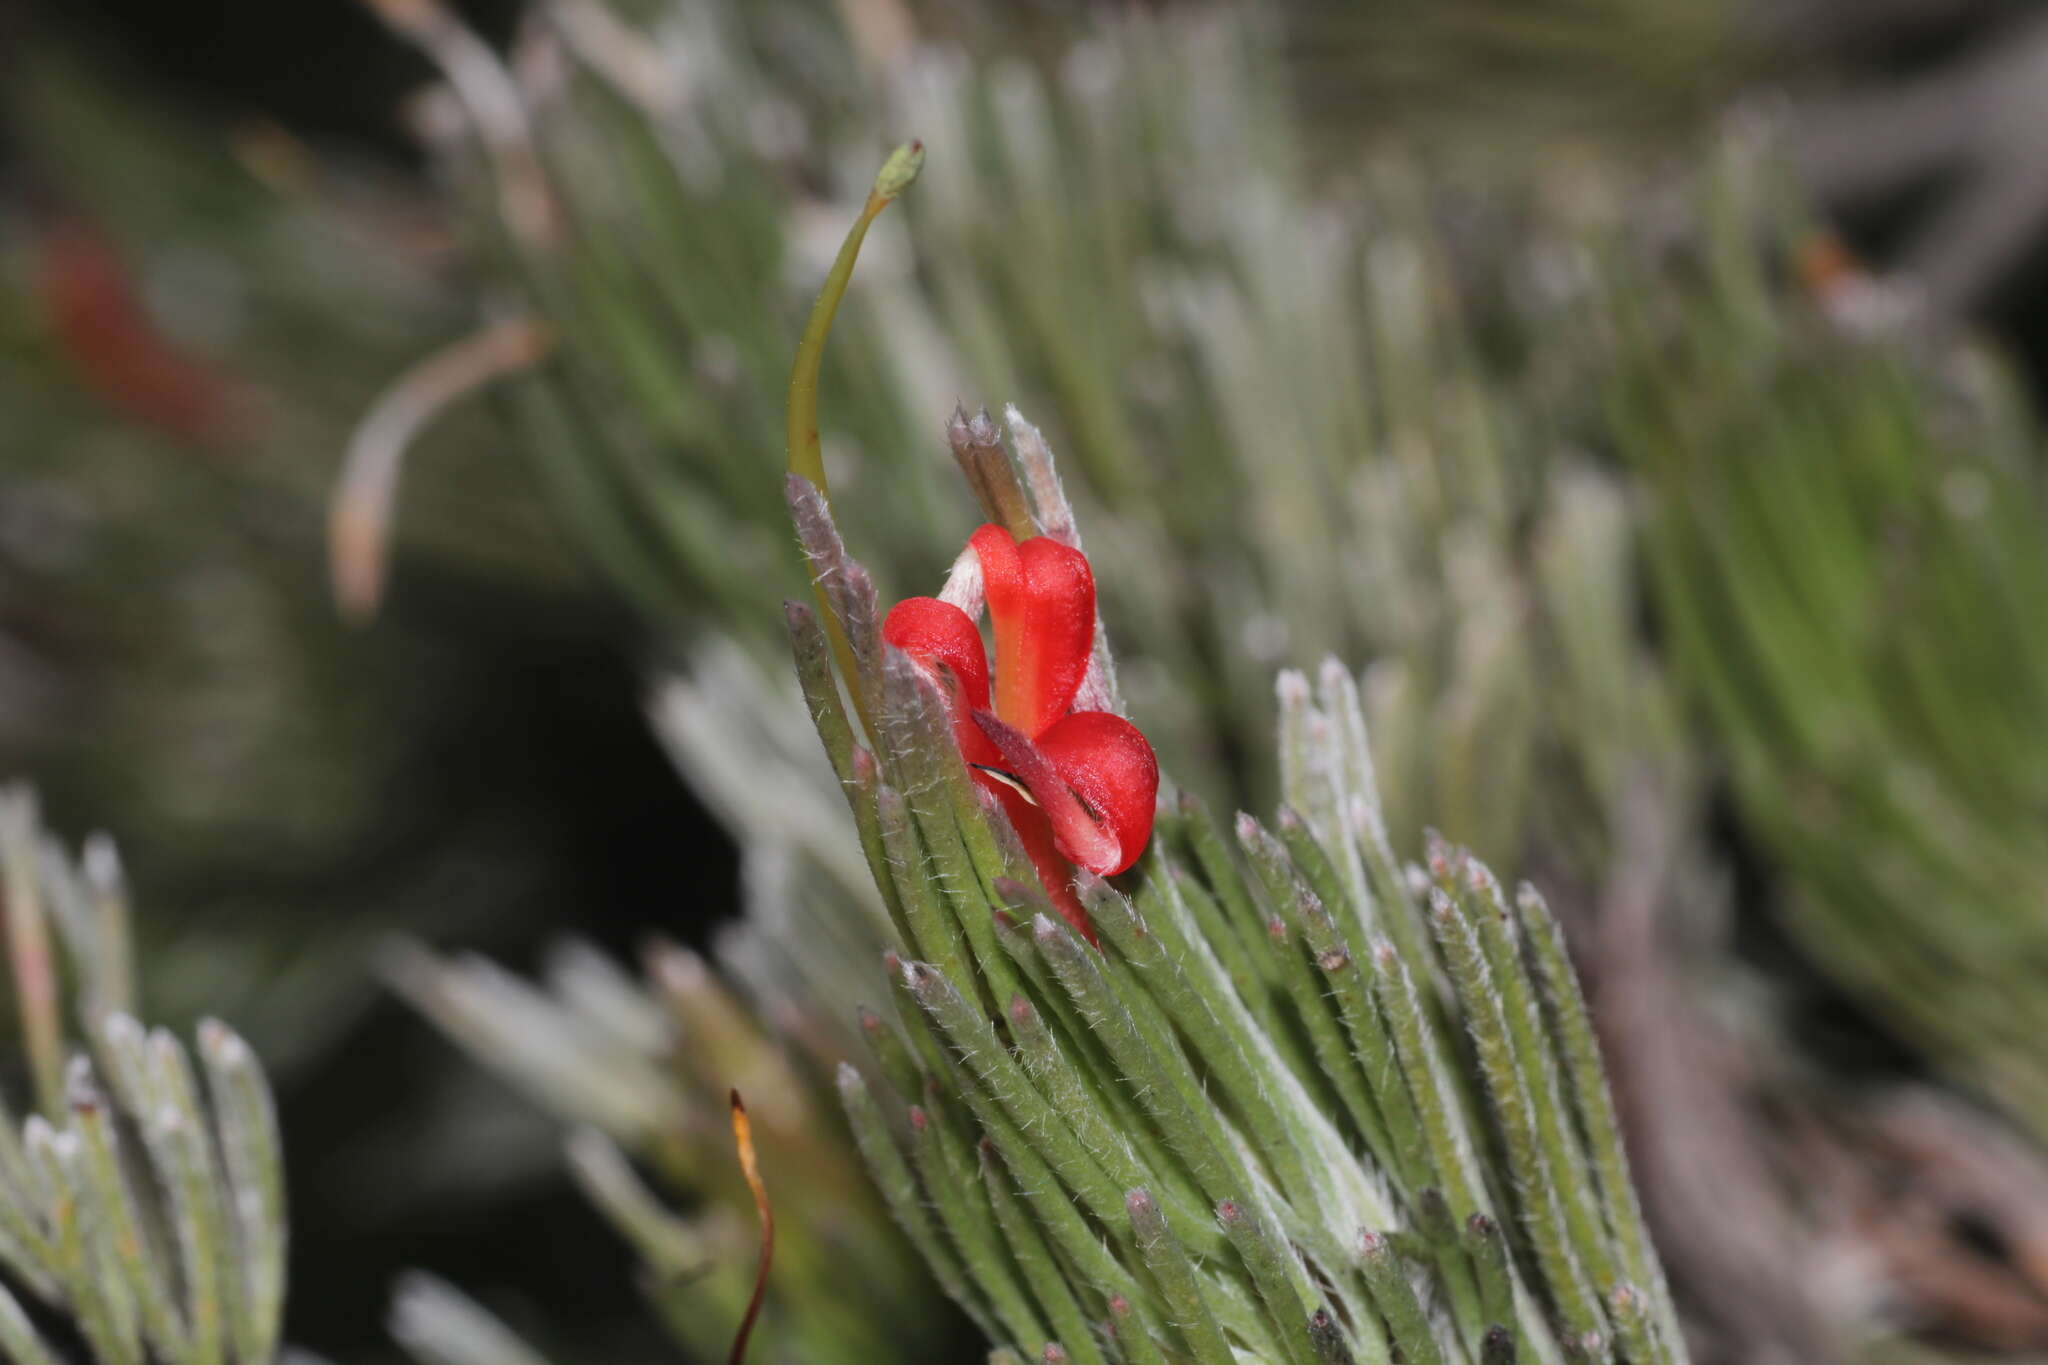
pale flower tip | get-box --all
[1275,668,1311,705]
[82,831,123,888]
[649,941,710,997]
[199,1018,253,1068]
[872,140,926,202]
[65,1056,98,1105]
[945,404,992,458]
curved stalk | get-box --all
[785,141,924,735]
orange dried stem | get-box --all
[727,1089,774,1365]
[330,317,552,624]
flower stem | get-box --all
[785,142,924,734]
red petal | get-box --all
[883,597,996,764]
[986,784,1097,944]
[974,709,1159,877]
[1035,712,1159,875]
[42,219,233,441]
[970,525,1095,738]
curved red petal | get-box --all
[883,597,996,762]
[970,525,1095,738]
[974,709,1158,877]
[969,523,1021,598]
[1034,712,1159,875]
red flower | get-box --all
[883,525,1158,938]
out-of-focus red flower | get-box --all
[38,218,234,443]
[884,525,1157,940]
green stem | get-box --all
[784,142,924,736]
[904,966,1130,1238]
[1357,1231,1445,1365]
[836,1064,993,1340]
[1428,888,1604,1342]
[1127,1190,1234,1364]
[982,1148,1111,1365]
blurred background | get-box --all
[5,0,2048,1361]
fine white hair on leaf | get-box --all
[1004,404,1078,548]
[786,474,882,691]
[937,544,985,617]
[1005,404,1125,715]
